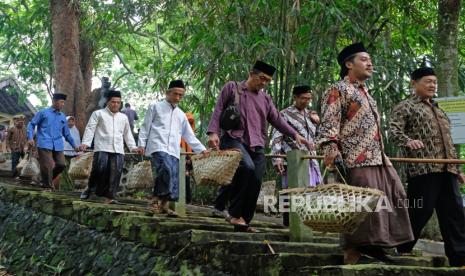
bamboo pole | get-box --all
[63,149,143,156]
[184,152,465,164]
[297,155,465,164]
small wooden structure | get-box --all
[0,77,37,152]
[0,77,37,127]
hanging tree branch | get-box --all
[111,46,134,74]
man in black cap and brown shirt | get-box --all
[6,115,27,177]
[27,93,79,189]
[390,67,465,267]
[316,43,413,263]
[207,61,312,232]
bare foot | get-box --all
[52,177,60,190]
[344,248,361,265]
[229,217,248,226]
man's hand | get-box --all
[458,174,465,184]
[406,140,424,150]
[74,147,80,152]
[27,139,35,147]
[310,111,320,125]
[79,144,88,151]
[324,151,339,168]
[137,147,145,155]
[201,149,210,155]
[294,133,312,149]
[323,144,340,168]
[306,142,315,151]
[274,159,285,175]
[131,148,142,154]
[207,133,220,150]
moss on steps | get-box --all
[318,264,465,276]
[0,181,461,275]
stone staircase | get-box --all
[0,179,464,275]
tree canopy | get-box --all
[0,0,464,152]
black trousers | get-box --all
[11,151,24,177]
[88,152,124,199]
[397,172,465,266]
[213,135,266,224]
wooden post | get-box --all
[173,150,187,217]
[287,150,313,242]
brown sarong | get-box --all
[341,165,414,249]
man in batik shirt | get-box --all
[271,85,323,226]
[390,67,465,267]
[271,85,322,186]
[316,42,413,264]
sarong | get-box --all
[341,165,414,249]
[151,151,180,201]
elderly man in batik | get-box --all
[390,67,465,267]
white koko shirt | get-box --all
[82,107,137,154]
[138,99,206,158]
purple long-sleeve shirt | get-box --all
[208,80,297,148]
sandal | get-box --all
[108,200,125,205]
[228,217,248,227]
[149,203,162,214]
[42,186,54,192]
[162,208,178,217]
[394,251,416,257]
[234,226,259,233]
[244,227,260,233]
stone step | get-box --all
[182,252,449,275]
[167,229,289,243]
[316,264,465,276]
[114,220,292,248]
[178,240,341,260]
[161,229,340,248]
[109,210,285,229]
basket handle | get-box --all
[26,147,33,160]
[322,165,348,185]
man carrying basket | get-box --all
[316,43,413,264]
[79,90,141,204]
[27,93,79,190]
[138,80,208,217]
[207,61,312,232]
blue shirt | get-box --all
[27,107,76,151]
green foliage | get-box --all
[460,183,465,195]
[0,0,52,104]
[1,0,465,155]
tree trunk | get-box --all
[50,0,90,134]
[436,0,461,97]
[79,39,93,133]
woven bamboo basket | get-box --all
[125,160,153,190]
[68,152,94,180]
[191,150,242,186]
[283,183,384,234]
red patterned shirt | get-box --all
[316,76,390,168]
